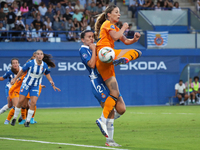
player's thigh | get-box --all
[105,76,120,97]
[17,94,27,106]
[115,96,126,115]
[12,97,19,107]
[7,96,12,108]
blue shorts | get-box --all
[5,86,9,98]
[91,76,122,104]
[20,83,39,97]
[91,77,110,104]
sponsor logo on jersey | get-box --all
[82,53,88,59]
[20,89,23,92]
[110,25,115,29]
[101,93,106,98]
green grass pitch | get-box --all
[0,106,200,150]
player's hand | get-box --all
[53,86,61,92]
[89,43,96,51]
[122,22,129,30]
[41,85,46,88]
[133,32,141,41]
[11,78,16,85]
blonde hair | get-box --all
[94,5,117,39]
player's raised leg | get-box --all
[113,49,142,66]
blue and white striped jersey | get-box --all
[79,45,100,80]
[3,66,22,89]
[22,59,50,86]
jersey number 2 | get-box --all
[97,84,106,93]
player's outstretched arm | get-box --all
[120,32,141,45]
[45,74,61,92]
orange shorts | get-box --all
[96,47,122,81]
[9,82,42,100]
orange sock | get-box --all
[121,49,140,61]
[32,106,37,118]
[6,108,15,121]
[21,107,27,120]
[103,96,117,119]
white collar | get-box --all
[34,59,43,66]
[81,45,89,49]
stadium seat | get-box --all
[25,18,33,26]
[58,34,67,42]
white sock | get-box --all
[13,107,21,119]
[26,109,34,122]
[106,119,114,140]
[101,112,107,124]
[192,99,195,102]
[0,104,9,114]
[114,109,121,120]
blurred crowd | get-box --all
[129,0,182,18]
[0,0,194,42]
[0,0,111,42]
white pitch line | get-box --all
[0,137,128,150]
[130,112,195,115]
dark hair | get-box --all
[194,76,199,81]
[179,80,183,82]
[94,5,117,39]
[174,1,179,7]
[43,53,56,68]
[81,30,93,39]
[11,58,19,74]
[36,50,56,68]
[22,2,27,8]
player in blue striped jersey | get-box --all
[10,50,60,127]
[0,58,21,115]
[79,30,125,147]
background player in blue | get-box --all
[0,58,21,115]
[79,30,126,147]
[10,50,60,127]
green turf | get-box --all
[0,106,200,150]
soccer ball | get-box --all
[98,47,115,63]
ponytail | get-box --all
[94,12,106,40]
[43,53,56,68]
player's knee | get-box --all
[116,105,126,115]
[118,107,126,115]
[110,90,119,99]
[134,49,142,58]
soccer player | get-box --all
[0,58,21,115]
[10,50,60,127]
[79,30,124,146]
[94,5,142,138]
[4,53,37,125]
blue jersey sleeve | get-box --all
[22,61,32,72]
[44,63,50,75]
[79,48,92,65]
[2,71,11,79]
